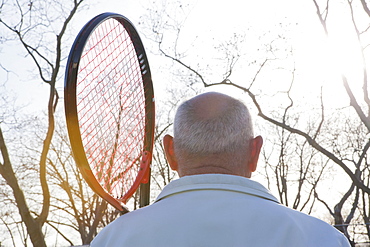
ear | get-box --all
[163,134,179,172]
[248,136,263,173]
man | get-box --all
[91,92,350,246]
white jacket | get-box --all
[91,174,350,247]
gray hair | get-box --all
[173,96,254,162]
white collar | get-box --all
[155,174,280,204]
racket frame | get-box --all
[64,12,155,212]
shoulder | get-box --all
[90,209,144,246]
[91,205,163,247]
[272,204,350,246]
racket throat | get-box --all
[139,151,151,207]
[140,151,151,184]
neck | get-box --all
[178,162,251,178]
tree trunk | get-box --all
[0,128,46,247]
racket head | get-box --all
[64,12,155,212]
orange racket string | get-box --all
[76,18,146,201]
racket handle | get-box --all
[139,176,151,207]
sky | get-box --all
[0,0,336,110]
[0,0,359,112]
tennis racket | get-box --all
[64,12,155,213]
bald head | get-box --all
[188,92,236,121]
[163,92,262,178]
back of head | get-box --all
[173,92,254,174]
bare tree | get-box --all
[311,0,370,244]
[261,117,329,213]
[0,0,87,246]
